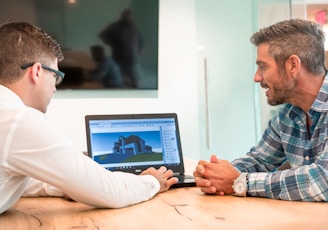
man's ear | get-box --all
[30,63,42,84]
[285,54,301,78]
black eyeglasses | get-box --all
[21,63,65,86]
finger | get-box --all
[201,186,217,194]
[193,166,205,177]
[193,170,199,177]
[195,164,205,175]
[210,154,219,163]
[163,169,174,179]
[218,191,225,196]
[141,166,156,175]
[158,166,167,173]
[166,177,179,187]
[194,176,211,187]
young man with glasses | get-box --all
[0,21,177,214]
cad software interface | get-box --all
[88,117,181,170]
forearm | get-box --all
[14,148,160,208]
[231,150,282,173]
[247,164,328,201]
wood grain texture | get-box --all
[1,187,328,230]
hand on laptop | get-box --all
[141,166,178,192]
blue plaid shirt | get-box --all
[232,76,328,201]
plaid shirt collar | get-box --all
[311,74,328,112]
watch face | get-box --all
[234,181,245,193]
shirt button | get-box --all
[305,155,309,161]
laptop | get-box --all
[85,113,195,188]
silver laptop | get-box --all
[85,113,195,188]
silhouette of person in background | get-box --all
[99,9,143,88]
[90,45,123,88]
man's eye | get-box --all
[258,65,266,71]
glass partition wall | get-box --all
[196,0,291,161]
[253,0,291,141]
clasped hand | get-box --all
[193,155,240,195]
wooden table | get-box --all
[1,187,328,230]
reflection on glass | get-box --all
[0,0,159,90]
[95,9,143,88]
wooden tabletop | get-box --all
[1,187,328,230]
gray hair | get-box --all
[250,18,326,75]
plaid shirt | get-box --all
[232,76,328,201]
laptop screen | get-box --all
[85,113,185,174]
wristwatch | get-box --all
[232,173,248,197]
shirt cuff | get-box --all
[247,172,268,197]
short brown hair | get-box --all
[0,21,64,84]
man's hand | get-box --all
[193,155,240,195]
[141,166,178,193]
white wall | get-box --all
[47,0,201,160]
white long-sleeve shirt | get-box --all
[0,85,160,214]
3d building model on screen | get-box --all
[113,135,152,155]
[94,133,163,164]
